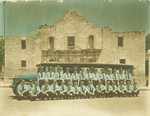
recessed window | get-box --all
[49,36,54,49]
[89,35,94,49]
[21,60,26,67]
[120,59,125,64]
[21,40,26,49]
[68,36,75,49]
[118,37,123,46]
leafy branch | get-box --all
[38,24,49,29]
[0,37,4,68]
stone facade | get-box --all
[4,10,145,87]
[5,36,41,77]
[101,28,145,87]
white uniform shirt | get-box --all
[37,72,47,83]
[71,73,79,84]
[92,73,100,81]
[47,71,54,80]
[85,73,93,83]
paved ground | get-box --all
[0,88,150,116]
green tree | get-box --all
[0,36,4,68]
[146,34,150,52]
[38,24,48,29]
[145,60,149,76]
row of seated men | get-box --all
[17,79,140,101]
[37,66,133,87]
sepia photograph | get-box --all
[0,0,150,116]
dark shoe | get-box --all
[17,98,22,100]
[30,98,35,101]
[39,98,42,101]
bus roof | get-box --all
[36,62,134,68]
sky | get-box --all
[0,0,149,38]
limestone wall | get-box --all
[101,27,145,87]
[5,36,41,78]
[35,10,102,51]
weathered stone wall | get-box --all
[101,27,145,87]
[5,36,41,78]
[36,10,102,51]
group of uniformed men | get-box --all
[17,66,140,100]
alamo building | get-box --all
[4,10,145,87]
